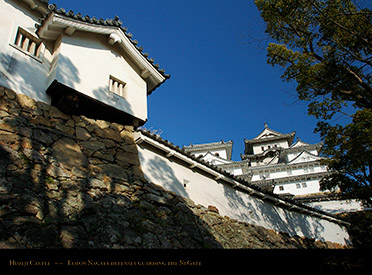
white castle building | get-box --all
[0,0,169,128]
[184,123,329,196]
[0,0,354,244]
[184,123,364,213]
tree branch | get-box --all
[338,42,372,68]
[349,170,369,187]
[308,39,324,61]
[311,1,372,50]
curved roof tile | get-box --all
[36,3,170,86]
[136,129,348,225]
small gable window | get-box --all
[109,75,126,98]
[12,27,43,60]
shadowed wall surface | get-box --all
[0,86,348,248]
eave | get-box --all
[46,80,145,127]
[37,10,169,94]
[202,152,234,165]
[16,0,49,16]
[183,140,233,160]
[134,130,349,226]
[244,131,296,145]
[250,171,331,185]
[287,150,324,164]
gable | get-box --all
[255,128,281,140]
[37,8,169,94]
[201,152,233,165]
[290,139,311,148]
[289,150,322,164]
[183,140,233,160]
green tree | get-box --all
[255,0,372,206]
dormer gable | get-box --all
[37,7,169,94]
[290,138,312,148]
[255,122,283,140]
[183,140,233,160]
[201,152,234,165]
[244,123,295,155]
[253,122,296,141]
[288,150,323,164]
[35,4,170,127]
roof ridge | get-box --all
[184,140,233,148]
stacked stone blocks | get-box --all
[0,86,347,248]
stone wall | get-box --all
[0,86,347,248]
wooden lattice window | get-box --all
[109,75,126,98]
[13,27,43,58]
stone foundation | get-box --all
[0,86,348,248]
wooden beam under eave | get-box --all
[141,69,150,79]
[65,26,76,36]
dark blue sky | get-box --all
[52,0,325,160]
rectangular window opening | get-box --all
[109,75,127,98]
[183,179,190,188]
[13,27,42,58]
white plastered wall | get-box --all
[54,32,148,121]
[273,179,321,195]
[0,0,52,103]
[136,138,351,245]
[0,1,149,122]
[306,199,365,214]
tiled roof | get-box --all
[139,129,235,179]
[292,192,343,203]
[245,131,296,144]
[183,140,233,159]
[19,0,50,4]
[36,3,170,90]
[136,129,349,226]
[184,140,233,150]
[245,123,296,144]
[17,0,50,16]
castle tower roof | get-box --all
[245,122,296,144]
[244,123,295,155]
[183,140,233,160]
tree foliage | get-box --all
[255,0,372,206]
